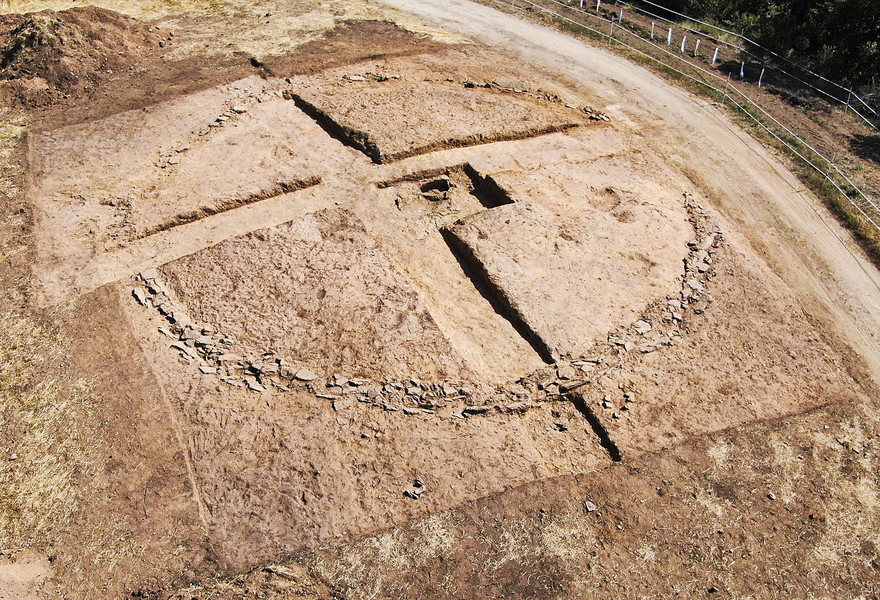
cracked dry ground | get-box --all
[2,11,878,600]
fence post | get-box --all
[740,61,745,79]
[758,68,765,87]
[712,47,719,65]
[846,88,852,114]
[580,0,584,8]
[722,72,730,105]
[609,17,615,42]
[694,39,700,56]
[667,27,673,45]
[681,36,686,53]
[596,0,600,10]
[619,7,623,22]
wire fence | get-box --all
[504,0,880,233]
[615,0,879,129]
[621,0,879,121]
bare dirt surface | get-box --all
[161,208,473,381]
[1,1,879,599]
[446,153,693,359]
[287,50,587,163]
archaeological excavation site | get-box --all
[0,1,878,599]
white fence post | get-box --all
[596,0,600,10]
[694,39,700,56]
[580,0,584,8]
[681,36,687,53]
[651,22,655,39]
[740,61,745,78]
[712,47,719,65]
[758,67,765,87]
[667,27,673,45]
[619,7,623,22]
[722,72,731,104]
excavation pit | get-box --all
[30,75,359,302]
[286,54,588,163]
[442,154,695,359]
[159,207,473,381]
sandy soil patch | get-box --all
[287,50,588,163]
[445,154,693,359]
[160,207,472,381]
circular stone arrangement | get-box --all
[132,194,724,421]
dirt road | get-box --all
[380,0,880,381]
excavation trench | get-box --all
[139,176,321,239]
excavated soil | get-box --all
[0,6,154,107]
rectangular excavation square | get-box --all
[287,55,587,163]
[159,207,472,381]
[30,76,355,281]
[443,156,694,359]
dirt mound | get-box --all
[0,7,155,106]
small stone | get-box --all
[402,407,423,416]
[199,365,217,374]
[624,392,635,403]
[691,300,709,314]
[139,268,158,281]
[584,500,598,512]
[347,74,366,81]
[623,341,635,352]
[556,365,576,380]
[231,105,247,113]
[406,386,421,396]
[559,379,588,393]
[767,492,776,500]
[462,405,493,416]
[171,342,196,358]
[633,320,652,335]
[198,128,210,136]
[504,401,532,414]
[295,368,318,381]
[132,288,147,306]
[175,144,190,153]
[167,156,180,166]
[218,353,242,362]
[686,278,704,292]
[245,378,267,393]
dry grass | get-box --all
[0,312,102,547]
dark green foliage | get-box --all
[656,0,880,89]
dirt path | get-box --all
[378,0,880,381]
